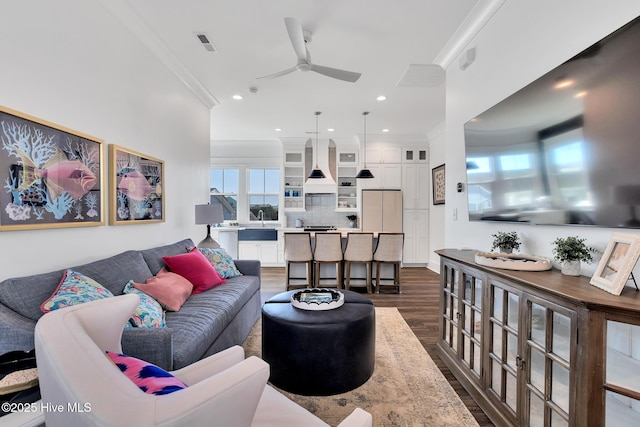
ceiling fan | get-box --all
[258,17,361,83]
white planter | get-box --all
[561,260,581,276]
[500,247,513,254]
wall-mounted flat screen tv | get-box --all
[464,15,640,228]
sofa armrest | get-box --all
[121,327,173,370]
[233,259,261,279]
[0,304,37,354]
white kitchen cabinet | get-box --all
[359,164,402,189]
[365,146,402,164]
[403,210,428,265]
[283,147,305,211]
[402,163,430,209]
[402,147,428,163]
[238,241,279,266]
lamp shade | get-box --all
[308,168,326,179]
[195,204,224,225]
[355,168,375,179]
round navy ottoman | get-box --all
[261,289,375,396]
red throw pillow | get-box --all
[132,268,193,311]
[162,249,225,294]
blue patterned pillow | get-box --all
[193,247,242,279]
[41,269,114,313]
[123,281,166,328]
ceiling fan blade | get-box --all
[284,17,308,62]
[310,64,361,82]
[257,66,297,80]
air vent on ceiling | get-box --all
[195,32,216,52]
[396,64,445,87]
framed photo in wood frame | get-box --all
[0,106,104,231]
[590,232,640,295]
[109,144,164,225]
[432,163,445,205]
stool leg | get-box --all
[314,261,320,288]
[366,262,372,293]
[337,261,343,289]
[307,261,313,288]
[375,262,381,293]
[345,261,351,290]
[396,262,402,293]
[285,262,291,291]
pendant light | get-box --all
[356,111,375,179]
[308,111,326,179]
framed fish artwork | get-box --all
[0,106,105,231]
[109,145,164,225]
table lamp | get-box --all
[195,204,224,248]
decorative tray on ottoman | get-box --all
[291,289,344,311]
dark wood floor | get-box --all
[260,266,494,426]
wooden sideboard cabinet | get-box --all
[436,249,640,427]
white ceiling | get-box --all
[122,0,481,143]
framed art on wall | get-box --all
[109,144,164,225]
[0,106,104,231]
[590,233,640,295]
[432,163,445,205]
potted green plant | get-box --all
[551,236,597,276]
[491,231,521,253]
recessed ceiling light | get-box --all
[327,128,335,132]
[554,80,574,89]
[232,94,243,100]
[382,129,390,133]
[376,95,387,101]
[575,91,588,98]
[274,128,282,132]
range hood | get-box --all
[304,139,337,194]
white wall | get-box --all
[427,122,445,272]
[443,0,640,276]
[0,0,210,280]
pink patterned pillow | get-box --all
[106,351,187,395]
[132,269,193,311]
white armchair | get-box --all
[34,294,371,427]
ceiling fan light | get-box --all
[356,168,375,179]
[308,168,326,179]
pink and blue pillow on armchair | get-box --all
[106,351,187,395]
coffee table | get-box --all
[261,289,375,396]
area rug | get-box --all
[243,307,479,427]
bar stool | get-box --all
[373,233,404,293]
[313,232,344,288]
[284,233,314,290]
[343,232,374,293]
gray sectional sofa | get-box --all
[0,238,261,370]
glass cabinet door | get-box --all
[487,279,521,423]
[441,263,460,353]
[460,272,483,381]
[605,320,640,426]
[523,296,575,427]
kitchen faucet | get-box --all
[258,209,264,227]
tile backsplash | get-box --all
[284,194,357,228]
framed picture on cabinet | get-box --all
[0,106,105,231]
[432,163,445,205]
[109,144,164,225]
[590,233,640,295]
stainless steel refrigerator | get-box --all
[361,189,403,232]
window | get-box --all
[210,169,239,221]
[248,168,280,221]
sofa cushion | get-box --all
[41,269,114,313]
[140,239,193,275]
[162,249,225,294]
[165,274,260,369]
[123,281,166,328]
[132,269,192,312]
[193,247,243,279]
[106,351,187,395]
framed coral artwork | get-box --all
[0,106,105,231]
[109,144,164,225]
